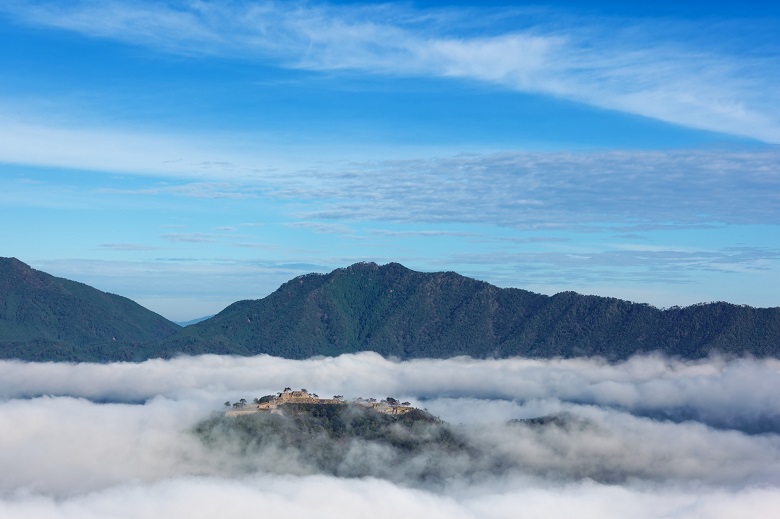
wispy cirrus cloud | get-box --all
[285,221,357,236]
[451,246,780,287]
[369,229,478,238]
[1,0,778,141]
[98,243,161,251]
[100,182,262,199]
[161,233,221,243]
[9,146,777,234]
[278,149,780,229]
[0,119,254,178]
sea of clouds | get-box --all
[1,352,779,518]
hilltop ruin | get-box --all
[225,387,415,417]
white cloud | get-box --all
[1,353,779,431]
[5,145,779,230]
[2,1,778,141]
[283,150,780,229]
[2,474,780,519]
[0,117,298,179]
[1,354,780,517]
[98,243,161,251]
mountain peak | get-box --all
[345,261,380,271]
[162,262,780,361]
[0,258,180,361]
[0,257,52,291]
[0,257,31,272]
[4,260,780,362]
[342,261,413,273]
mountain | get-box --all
[0,257,180,361]
[175,315,214,327]
[158,262,780,360]
[2,259,778,362]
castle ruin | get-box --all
[225,387,415,416]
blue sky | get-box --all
[0,0,778,321]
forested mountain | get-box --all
[1,259,778,362]
[0,257,180,361]
[157,262,780,360]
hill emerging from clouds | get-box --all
[157,262,780,361]
[0,257,180,361]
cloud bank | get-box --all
[2,353,779,430]
[3,473,777,519]
[0,353,779,518]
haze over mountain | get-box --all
[2,259,779,362]
[175,315,215,327]
[0,257,179,361]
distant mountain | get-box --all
[0,257,179,361]
[175,315,214,327]
[158,262,780,360]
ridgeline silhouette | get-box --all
[2,259,778,362]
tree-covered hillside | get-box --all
[0,257,180,361]
[196,403,472,485]
[2,259,778,362]
[158,262,780,360]
[194,404,702,485]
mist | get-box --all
[1,353,778,518]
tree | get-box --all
[385,397,399,406]
[224,401,231,408]
[239,398,247,407]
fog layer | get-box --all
[0,353,778,518]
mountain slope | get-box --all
[158,262,780,360]
[0,257,180,361]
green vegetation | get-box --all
[195,403,470,482]
[160,262,780,360]
[193,405,635,484]
[0,257,180,361]
[2,259,779,362]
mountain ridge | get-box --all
[1,258,778,362]
[156,261,780,361]
[0,257,180,361]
